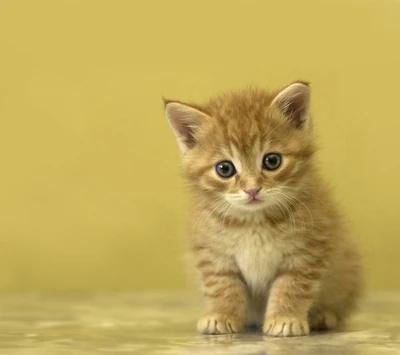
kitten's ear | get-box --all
[164,100,209,153]
[270,81,311,129]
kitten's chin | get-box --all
[231,200,270,212]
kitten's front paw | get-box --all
[263,316,310,337]
[197,314,245,334]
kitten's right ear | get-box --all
[164,99,209,153]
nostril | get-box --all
[244,187,261,197]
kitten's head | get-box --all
[164,82,317,216]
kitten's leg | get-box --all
[263,269,320,337]
[308,306,338,330]
[195,251,248,334]
[308,261,362,331]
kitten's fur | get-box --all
[164,82,362,337]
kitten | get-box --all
[164,81,362,337]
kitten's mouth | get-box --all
[248,197,262,205]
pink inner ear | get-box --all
[282,95,309,128]
[166,102,207,150]
[168,107,196,148]
[272,83,311,129]
[175,119,196,148]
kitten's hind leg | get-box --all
[308,307,338,331]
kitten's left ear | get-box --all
[270,81,311,129]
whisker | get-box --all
[275,191,314,233]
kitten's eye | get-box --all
[216,161,236,178]
[263,153,282,171]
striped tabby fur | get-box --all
[164,81,362,336]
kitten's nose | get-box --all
[244,187,261,197]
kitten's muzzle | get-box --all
[244,187,261,197]
[244,188,262,204]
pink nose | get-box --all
[244,187,261,197]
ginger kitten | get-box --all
[164,81,362,337]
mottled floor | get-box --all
[0,292,399,354]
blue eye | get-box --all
[263,153,282,170]
[216,161,236,178]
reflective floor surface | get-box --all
[0,291,399,354]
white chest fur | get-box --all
[233,228,283,294]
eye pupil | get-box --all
[269,156,277,165]
[263,153,282,171]
[216,161,236,178]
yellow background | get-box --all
[0,0,399,291]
